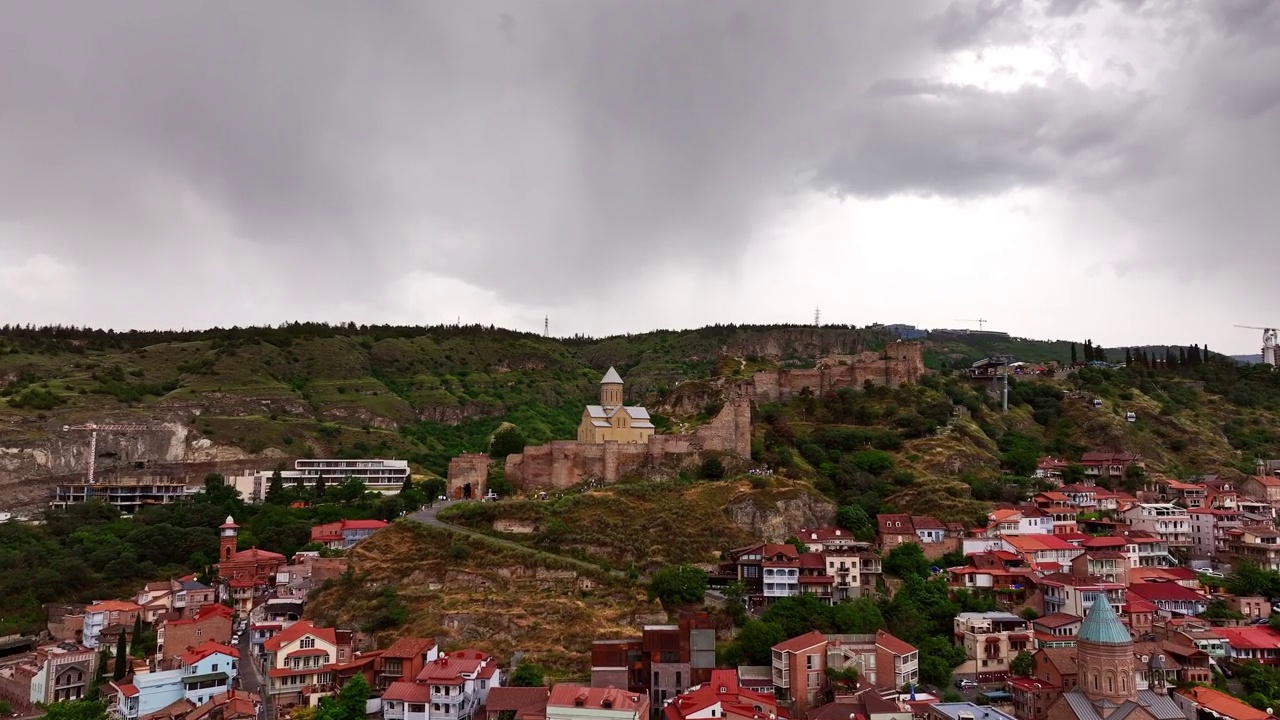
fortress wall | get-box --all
[446,453,490,499]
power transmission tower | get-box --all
[544,316,549,338]
[814,307,821,327]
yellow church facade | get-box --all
[576,366,655,444]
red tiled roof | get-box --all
[1250,475,1280,487]
[416,654,485,683]
[383,681,433,703]
[1033,613,1081,629]
[874,630,915,656]
[112,682,140,698]
[911,515,945,530]
[773,630,826,654]
[877,514,914,533]
[225,548,286,563]
[1177,686,1274,720]
[548,685,647,712]
[181,641,240,666]
[167,604,233,627]
[1217,627,1280,650]
[286,648,331,659]
[798,553,826,569]
[88,600,142,613]
[263,620,337,653]
[1127,582,1207,603]
[381,636,437,659]
[486,687,552,713]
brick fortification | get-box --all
[502,393,752,491]
[752,341,925,403]
[446,345,921,493]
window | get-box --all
[676,672,682,688]
[301,637,315,650]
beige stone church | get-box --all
[576,367,655,444]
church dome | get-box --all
[1079,597,1131,645]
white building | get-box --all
[1123,504,1191,549]
[383,650,501,720]
[230,459,411,501]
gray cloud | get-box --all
[0,0,1277,332]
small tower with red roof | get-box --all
[219,516,239,562]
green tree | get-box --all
[851,449,894,475]
[730,620,786,665]
[1010,651,1034,677]
[700,456,725,480]
[315,474,327,498]
[129,614,143,656]
[1229,562,1280,599]
[835,504,873,537]
[316,674,369,720]
[490,426,527,458]
[785,536,809,554]
[832,596,885,634]
[41,700,109,720]
[1071,343,1078,365]
[112,631,128,679]
[647,565,708,607]
[883,543,930,579]
[266,466,286,504]
[294,473,306,495]
[401,476,416,495]
[509,660,546,687]
[91,648,109,698]
[1020,607,1040,621]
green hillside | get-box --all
[1,323,1279,525]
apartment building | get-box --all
[159,604,233,659]
[1126,582,1209,617]
[818,537,882,601]
[1079,452,1144,480]
[1224,525,1280,572]
[376,638,440,690]
[51,474,197,513]
[1031,614,1081,649]
[771,631,827,716]
[232,459,411,500]
[1122,504,1191,549]
[875,631,919,691]
[1188,508,1245,560]
[589,612,716,710]
[662,670,779,720]
[83,600,142,650]
[954,612,1032,683]
[1032,492,1079,535]
[1037,573,1125,618]
[382,650,501,720]
[105,641,241,719]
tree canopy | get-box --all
[647,565,708,607]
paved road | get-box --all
[408,499,626,578]
[237,621,262,694]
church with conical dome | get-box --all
[1045,599,1183,720]
[576,367,655,444]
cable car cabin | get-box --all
[1092,398,1103,408]
[1126,411,1137,422]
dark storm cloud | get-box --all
[0,0,1276,324]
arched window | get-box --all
[1092,673,1100,690]
[1121,676,1127,693]
[1106,672,1114,693]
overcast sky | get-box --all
[1,1,1277,352]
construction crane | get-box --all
[62,423,167,492]
[956,318,989,332]
[1234,325,1278,366]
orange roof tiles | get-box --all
[773,630,826,654]
[263,620,337,653]
[1178,686,1276,720]
[874,630,915,656]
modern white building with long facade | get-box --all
[230,459,411,501]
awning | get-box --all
[1009,634,1030,641]
[985,637,1001,644]
[182,671,229,684]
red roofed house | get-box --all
[1242,474,1280,504]
[159,604,234,659]
[1217,626,1280,666]
[262,620,352,708]
[1079,452,1144,480]
[663,670,781,720]
[484,687,551,720]
[384,649,502,720]
[771,631,828,716]
[875,631,919,691]
[82,600,143,650]
[186,689,263,720]
[1176,685,1279,720]
[1126,582,1209,617]
[547,685,648,720]
[376,637,439,690]
[215,517,287,614]
[1036,457,1071,480]
[877,514,917,551]
[309,519,388,550]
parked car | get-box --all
[482,491,499,502]
[955,678,978,690]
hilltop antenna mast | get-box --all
[814,307,821,327]
[544,316,549,338]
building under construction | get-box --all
[48,460,266,515]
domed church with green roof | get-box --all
[1044,598,1185,720]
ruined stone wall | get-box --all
[446,453,490,499]
[694,394,752,459]
[752,341,925,402]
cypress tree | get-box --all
[130,614,143,656]
[1179,346,1188,366]
[113,630,128,679]
[266,467,285,504]
[315,474,327,497]
[1071,343,1078,365]
[1125,348,1133,366]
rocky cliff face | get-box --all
[723,328,874,362]
[724,488,837,543]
